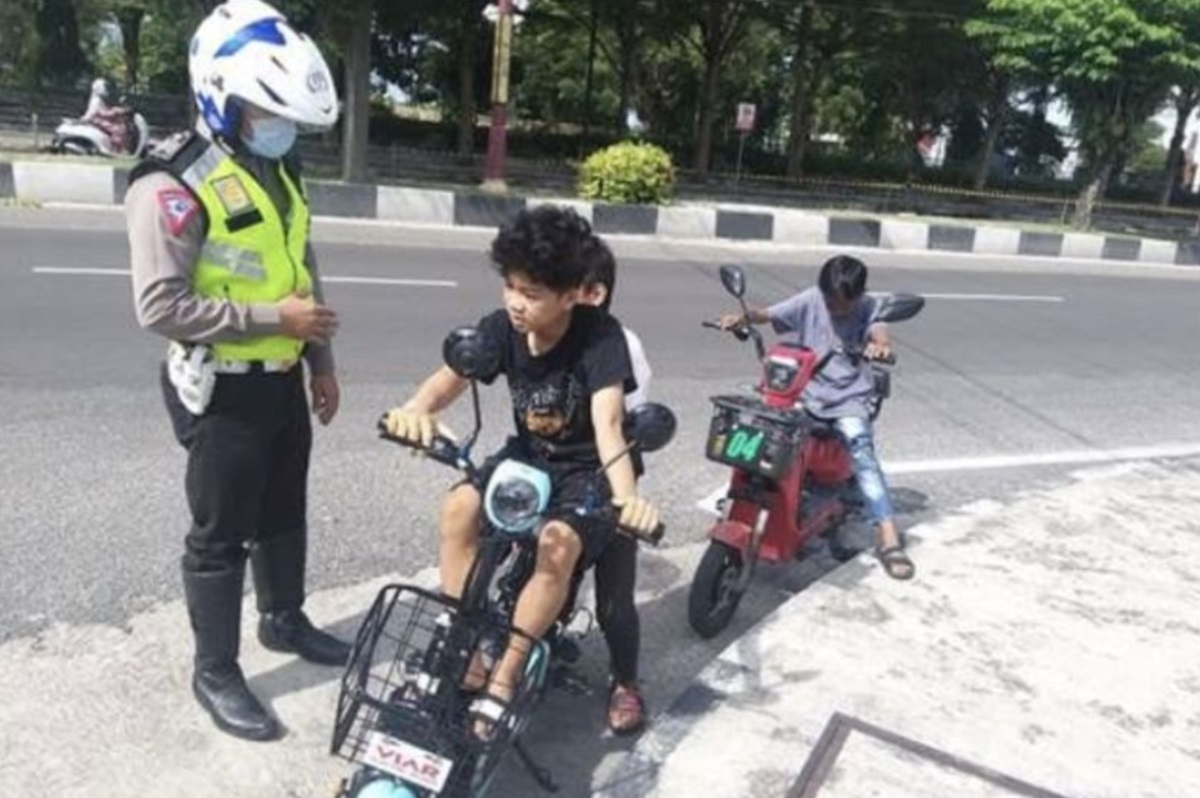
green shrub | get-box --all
[577,141,675,205]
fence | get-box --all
[3,88,1197,241]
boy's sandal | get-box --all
[607,683,646,736]
[875,545,915,581]
[468,693,511,742]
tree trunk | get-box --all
[455,5,479,156]
[582,0,599,140]
[1160,91,1198,207]
[693,53,721,173]
[114,7,143,90]
[784,3,816,180]
[1072,159,1114,229]
[616,17,637,135]
[972,76,1008,190]
[339,3,372,182]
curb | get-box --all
[3,159,1198,267]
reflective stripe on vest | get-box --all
[179,144,311,363]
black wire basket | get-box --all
[332,584,548,798]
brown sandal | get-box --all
[607,682,646,736]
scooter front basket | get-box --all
[705,394,808,481]
[332,584,543,798]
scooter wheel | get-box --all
[688,542,745,639]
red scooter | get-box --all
[686,264,924,638]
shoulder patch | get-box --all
[157,188,200,237]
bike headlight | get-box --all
[484,459,552,534]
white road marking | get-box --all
[920,292,1064,303]
[32,267,456,287]
[696,441,1200,513]
[321,276,457,288]
[33,267,130,277]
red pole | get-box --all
[483,0,514,190]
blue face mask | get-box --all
[244,116,297,160]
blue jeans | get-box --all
[831,416,894,525]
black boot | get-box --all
[183,565,281,741]
[251,532,350,667]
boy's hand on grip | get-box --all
[613,495,660,537]
[383,408,437,448]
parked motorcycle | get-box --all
[686,264,924,639]
[332,327,673,798]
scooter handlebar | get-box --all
[620,520,666,547]
[702,319,751,342]
[376,415,462,469]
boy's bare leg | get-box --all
[875,518,914,579]
[439,483,482,599]
[438,484,492,689]
[476,520,582,732]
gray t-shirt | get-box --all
[767,287,878,419]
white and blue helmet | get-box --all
[187,0,339,139]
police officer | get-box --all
[125,0,349,741]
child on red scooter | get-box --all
[719,255,914,580]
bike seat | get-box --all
[805,414,842,439]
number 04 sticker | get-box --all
[725,428,766,462]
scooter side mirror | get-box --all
[442,326,502,381]
[718,264,747,299]
[872,293,925,324]
[623,402,677,454]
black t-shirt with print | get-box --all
[477,305,635,467]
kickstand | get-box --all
[513,738,559,793]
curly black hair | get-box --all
[581,233,617,312]
[489,205,593,293]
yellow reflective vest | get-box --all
[179,142,312,363]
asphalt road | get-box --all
[1,207,1199,796]
[2,207,1199,641]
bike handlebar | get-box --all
[378,416,666,547]
[376,416,463,470]
[620,518,666,546]
[702,319,751,342]
[705,321,897,366]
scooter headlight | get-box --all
[484,459,552,534]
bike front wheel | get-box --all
[687,541,746,639]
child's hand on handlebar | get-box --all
[718,312,747,331]
[613,495,661,537]
[863,339,892,361]
[383,407,438,448]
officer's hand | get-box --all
[310,374,340,426]
[279,290,339,345]
[612,495,660,537]
[383,407,438,448]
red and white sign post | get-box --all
[735,102,756,186]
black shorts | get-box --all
[469,439,618,570]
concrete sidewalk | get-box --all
[2,157,1198,267]
[4,458,1197,797]
[595,457,1200,798]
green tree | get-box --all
[661,0,759,173]
[374,0,488,156]
[0,1,40,87]
[34,0,91,88]
[968,0,1200,227]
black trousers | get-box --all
[161,363,311,591]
